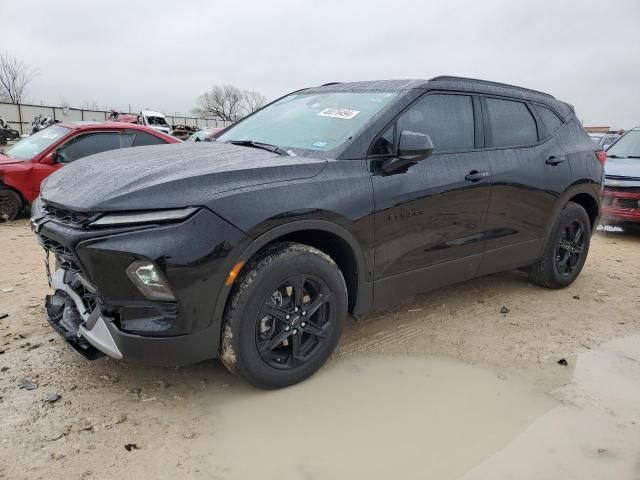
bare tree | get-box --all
[0,51,37,104]
[242,90,267,115]
[193,85,267,121]
[193,85,245,121]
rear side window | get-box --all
[532,104,564,136]
[56,132,121,164]
[485,98,538,147]
[133,131,167,147]
[396,94,475,152]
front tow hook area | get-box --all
[45,269,124,361]
[45,291,104,360]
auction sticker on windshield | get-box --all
[317,108,360,120]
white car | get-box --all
[139,110,173,136]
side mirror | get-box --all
[382,131,434,174]
[42,150,58,164]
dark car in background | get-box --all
[0,122,179,221]
[32,77,602,388]
[602,127,640,227]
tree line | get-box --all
[1,51,267,121]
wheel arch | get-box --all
[543,183,600,243]
[567,191,599,230]
[237,220,370,314]
[211,220,373,350]
[0,178,28,207]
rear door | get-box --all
[479,97,571,274]
[370,92,492,304]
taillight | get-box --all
[596,150,607,166]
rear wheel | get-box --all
[528,202,591,288]
[220,242,347,389]
[0,189,22,222]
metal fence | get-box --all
[0,101,232,135]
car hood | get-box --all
[0,153,23,165]
[41,142,327,212]
[604,157,640,187]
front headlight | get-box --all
[90,207,198,227]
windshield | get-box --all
[216,91,399,157]
[146,116,169,127]
[607,130,640,157]
[4,125,70,160]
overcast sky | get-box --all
[3,0,639,128]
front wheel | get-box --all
[220,242,347,389]
[528,202,591,288]
[0,189,22,222]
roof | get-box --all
[55,122,179,141]
[141,110,165,117]
[308,76,571,118]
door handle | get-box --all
[546,155,566,165]
[465,170,489,182]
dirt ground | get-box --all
[1,219,639,479]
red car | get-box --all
[0,122,179,221]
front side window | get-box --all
[216,91,399,157]
[485,98,538,147]
[56,132,121,164]
[4,125,70,160]
[396,94,475,153]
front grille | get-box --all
[619,199,639,210]
[38,236,82,273]
[606,174,640,182]
[38,234,101,314]
[42,202,95,228]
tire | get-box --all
[528,202,591,289]
[220,242,347,389]
[0,189,22,222]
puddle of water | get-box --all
[461,336,640,480]
[192,356,554,480]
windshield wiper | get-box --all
[227,140,290,156]
[627,155,640,159]
[606,154,624,158]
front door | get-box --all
[370,92,491,305]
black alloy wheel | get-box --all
[220,242,347,389]
[555,220,586,276]
[256,274,332,369]
[528,201,591,289]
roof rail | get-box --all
[320,82,342,86]
[429,76,554,99]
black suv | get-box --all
[32,77,603,388]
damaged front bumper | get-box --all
[45,267,121,360]
[33,202,246,366]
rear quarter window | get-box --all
[485,98,538,148]
[532,104,564,137]
[132,131,167,147]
